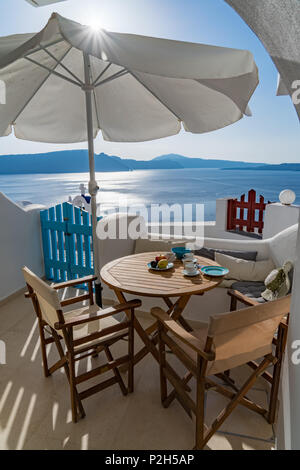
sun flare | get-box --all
[86,19,103,32]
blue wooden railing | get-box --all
[40,202,96,288]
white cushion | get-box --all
[215,252,275,282]
[269,224,298,266]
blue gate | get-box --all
[40,202,95,287]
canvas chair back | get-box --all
[22,267,62,329]
[205,296,290,375]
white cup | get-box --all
[183,252,194,262]
[184,261,197,275]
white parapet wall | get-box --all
[0,192,45,302]
[263,203,300,239]
[147,197,249,240]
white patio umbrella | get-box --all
[0,13,258,306]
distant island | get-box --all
[0,151,270,174]
[223,163,300,171]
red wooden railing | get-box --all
[227,189,268,235]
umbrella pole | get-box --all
[83,53,102,307]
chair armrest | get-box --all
[227,289,259,307]
[60,294,91,307]
[51,275,97,290]
[151,307,215,361]
[55,299,141,329]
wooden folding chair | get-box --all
[151,295,290,450]
[23,267,141,423]
[228,289,289,424]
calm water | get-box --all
[1,168,299,221]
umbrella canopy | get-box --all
[0,13,259,305]
[0,12,258,142]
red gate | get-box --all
[227,189,268,235]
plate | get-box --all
[147,262,174,271]
[200,265,229,277]
[183,269,200,277]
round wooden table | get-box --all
[100,252,222,365]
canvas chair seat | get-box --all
[170,321,275,376]
[64,304,128,351]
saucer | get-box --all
[183,269,200,277]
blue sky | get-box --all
[0,0,299,163]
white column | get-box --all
[277,213,300,449]
[287,213,300,449]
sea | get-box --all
[1,168,299,221]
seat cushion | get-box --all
[215,252,275,282]
[63,305,128,350]
[194,247,257,262]
[231,281,266,303]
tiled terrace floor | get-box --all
[0,288,275,450]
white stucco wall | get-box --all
[0,192,45,301]
[147,198,251,240]
[263,203,300,239]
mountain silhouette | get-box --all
[0,150,267,174]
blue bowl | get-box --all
[172,246,191,260]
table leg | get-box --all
[132,295,192,365]
[168,295,193,332]
[169,295,190,320]
[163,296,174,310]
[113,289,193,366]
[113,289,159,363]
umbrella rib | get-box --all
[24,38,65,58]
[41,46,84,85]
[25,56,82,87]
[92,63,111,86]
[128,70,182,122]
[94,69,128,87]
[11,46,73,125]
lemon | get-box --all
[158,259,168,269]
